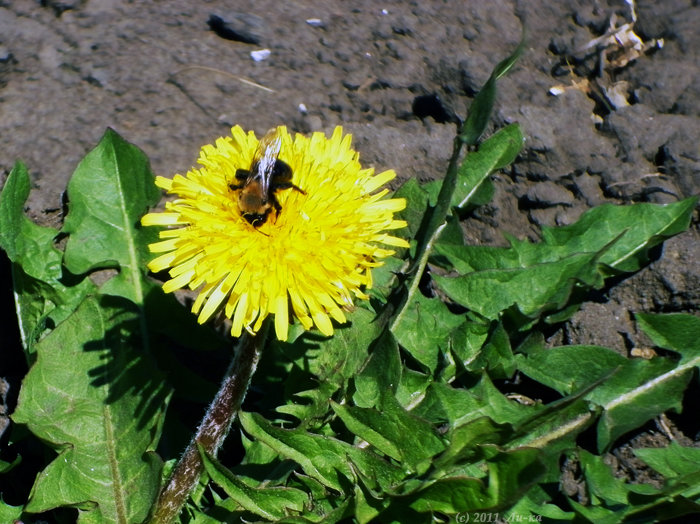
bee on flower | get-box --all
[141,126,408,341]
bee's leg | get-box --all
[276,182,307,195]
[269,196,283,224]
[230,169,250,190]
[290,183,307,195]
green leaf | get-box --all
[353,479,390,524]
[290,474,353,523]
[199,444,308,520]
[414,375,538,429]
[275,382,337,425]
[353,330,402,409]
[437,213,468,246]
[396,60,525,335]
[509,398,593,459]
[448,320,491,372]
[434,251,602,323]
[238,411,404,494]
[296,307,381,388]
[573,449,700,522]
[394,72,524,345]
[437,198,696,275]
[433,417,515,473]
[0,162,95,351]
[0,455,21,474]
[464,321,516,378]
[270,310,382,424]
[391,291,464,373]
[402,124,523,294]
[636,313,700,363]
[586,357,691,451]
[567,497,626,524]
[260,310,384,431]
[506,486,575,521]
[635,441,700,479]
[461,35,525,146]
[434,199,696,328]
[239,433,279,469]
[515,345,627,396]
[570,313,700,451]
[407,476,489,514]
[0,162,61,281]
[396,367,432,410]
[0,501,23,522]
[10,266,96,356]
[580,449,632,505]
[540,196,697,274]
[452,123,524,210]
[485,446,545,509]
[420,123,524,214]
[514,335,697,454]
[11,296,169,522]
[62,128,161,304]
[332,393,445,472]
[408,447,543,514]
[393,177,431,241]
[366,255,406,303]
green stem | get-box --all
[409,132,465,274]
[389,132,465,330]
[148,324,268,523]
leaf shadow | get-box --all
[83,295,171,432]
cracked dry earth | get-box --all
[1,0,699,506]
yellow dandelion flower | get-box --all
[142,125,409,341]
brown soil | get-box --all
[1,0,699,511]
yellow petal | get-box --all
[274,295,289,342]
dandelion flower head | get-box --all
[142,126,408,341]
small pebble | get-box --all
[0,46,13,62]
[306,18,324,27]
[250,49,271,62]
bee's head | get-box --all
[243,211,271,228]
[238,193,270,226]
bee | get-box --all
[229,129,306,228]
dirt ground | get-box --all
[1,0,699,504]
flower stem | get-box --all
[148,325,268,523]
[387,132,465,330]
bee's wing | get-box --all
[255,130,282,197]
